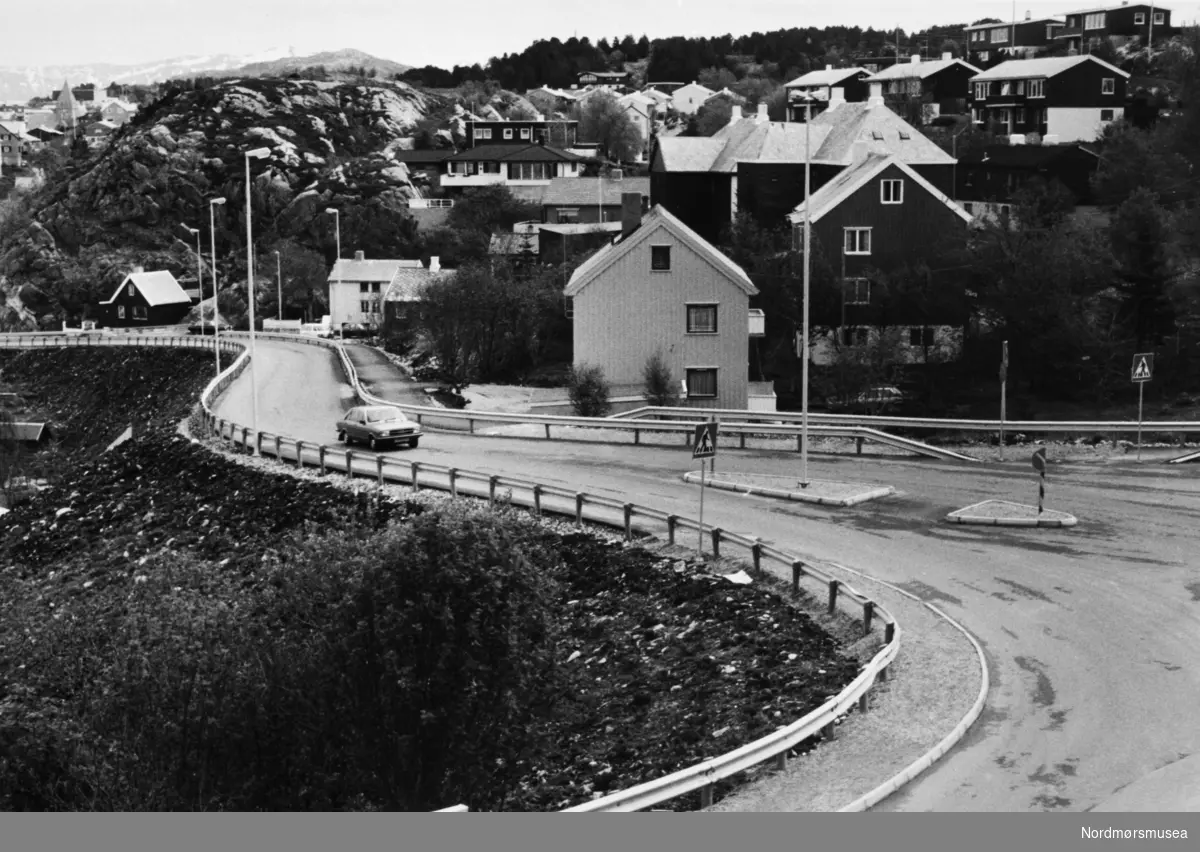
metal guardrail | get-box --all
[613,404,1200,438]
[0,330,903,813]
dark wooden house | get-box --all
[541,175,650,224]
[1055,3,1174,53]
[784,66,871,121]
[965,16,1067,65]
[863,54,982,121]
[466,119,578,148]
[98,269,192,328]
[955,142,1101,213]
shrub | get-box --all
[567,362,611,417]
[642,349,677,406]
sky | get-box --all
[5,0,1199,69]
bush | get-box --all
[567,362,611,417]
[642,349,677,406]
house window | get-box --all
[844,228,871,255]
[686,304,718,334]
[845,278,871,304]
[371,282,381,292]
[481,161,501,174]
[1084,12,1106,30]
[127,283,135,297]
[133,305,147,320]
[963,202,975,215]
[1134,12,1145,24]
[1001,81,1012,96]
[909,326,935,347]
[1101,108,1115,121]
[1028,78,1045,98]
[359,282,369,293]
[1154,12,1165,25]
[651,245,671,271]
[978,51,990,62]
[1101,78,1115,95]
[1016,107,1026,123]
[558,207,580,223]
[841,327,868,346]
[991,28,1009,43]
[881,179,903,204]
[360,300,371,314]
[503,128,513,139]
[1046,25,1055,39]
[474,127,492,139]
[974,82,988,100]
[117,305,126,319]
[685,368,717,399]
[1016,80,1025,95]
[520,127,531,139]
[509,162,549,180]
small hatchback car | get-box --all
[336,405,422,450]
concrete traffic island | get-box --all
[681,470,895,507]
[946,499,1078,528]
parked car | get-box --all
[826,385,907,415]
[336,405,422,450]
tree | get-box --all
[642,349,678,405]
[694,95,737,136]
[446,185,541,237]
[1109,188,1178,349]
[575,91,644,162]
[567,363,612,416]
[698,67,738,90]
[255,239,330,320]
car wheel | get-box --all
[369,435,378,451]
[409,437,419,449]
[337,430,346,443]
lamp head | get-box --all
[211,196,227,206]
[184,226,199,235]
[246,147,271,159]
[325,207,338,215]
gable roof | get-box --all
[447,143,584,163]
[5,422,49,442]
[787,153,973,225]
[565,204,756,298]
[864,57,981,82]
[329,259,420,284]
[808,102,955,165]
[541,176,650,206]
[970,54,1131,81]
[654,136,727,171]
[785,67,870,88]
[673,82,716,98]
[964,16,1065,30]
[99,270,190,306]
[384,265,456,302]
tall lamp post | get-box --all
[274,249,283,320]
[184,224,202,330]
[244,146,272,452]
[325,207,341,339]
[800,99,812,487]
[209,196,226,375]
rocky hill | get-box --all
[0,76,445,327]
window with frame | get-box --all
[1101,77,1115,95]
[841,327,868,346]
[1016,107,1026,123]
[477,127,493,139]
[844,278,870,304]
[909,326,934,347]
[481,161,501,174]
[685,368,717,399]
[1000,81,1012,96]
[651,245,671,271]
[686,304,718,334]
[880,179,903,204]
[1154,12,1164,24]
[359,282,369,293]
[991,27,1009,43]
[509,162,549,180]
[1134,12,1145,24]
[127,283,135,297]
[1016,80,1025,95]
[1046,25,1056,39]
[1028,78,1045,98]
[963,201,975,215]
[520,127,531,139]
[1100,108,1114,121]
[557,207,580,223]
[117,305,126,319]
[503,128,513,139]
[979,50,990,62]
[1084,12,1105,29]
[360,300,371,314]
[974,82,988,100]
[844,228,871,255]
[132,305,147,320]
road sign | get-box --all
[1031,447,1046,472]
[1131,352,1154,382]
[692,422,718,459]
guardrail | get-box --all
[611,404,1200,438]
[0,330,903,813]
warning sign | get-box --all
[692,422,718,459]
[1131,352,1154,383]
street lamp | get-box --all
[274,249,282,320]
[800,99,812,487]
[244,146,272,452]
[209,196,226,375]
[325,207,341,340]
[183,225,202,335]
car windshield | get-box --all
[365,408,405,423]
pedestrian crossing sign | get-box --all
[1131,352,1154,383]
[692,422,718,459]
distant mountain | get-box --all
[0,48,410,105]
[0,48,293,104]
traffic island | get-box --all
[946,499,1078,528]
[681,470,895,507]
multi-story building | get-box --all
[862,53,982,122]
[466,119,578,148]
[442,143,586,193]
[964,14,1066,64]
[784,66,871,121]
[1054,3,1173,53]
[968,54,1130,142]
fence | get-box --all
[0,330,902,813]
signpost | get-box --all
[999,340,1008,461]
[692,419,718,555]
[1131,352,1154,462]
[1031,447,1046,514]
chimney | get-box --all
[942,51,953,61]
[131,265,144,274]
[868,81,884,106]
[354,250,365,261]
[825,64,833,70]
[911,54,921,63]
[828,86,846,109]
[1026,10,1032,19]
[621,191,642,238]
[730,104,742,120]
[851,139,870,165]
[756,102,769,121]
[429,256,440,273]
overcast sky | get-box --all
[6,0,1199,68]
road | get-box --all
[214,338,1200,812]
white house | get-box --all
[671,82,717,115]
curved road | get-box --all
[214,339,1200,812]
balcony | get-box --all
[441,172,505,187]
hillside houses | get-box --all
[965,14,1067,64]
[862,54,982,122]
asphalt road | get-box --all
[214,339,1200,812]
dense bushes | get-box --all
[567,362,612,416]
[1,502,561,811]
